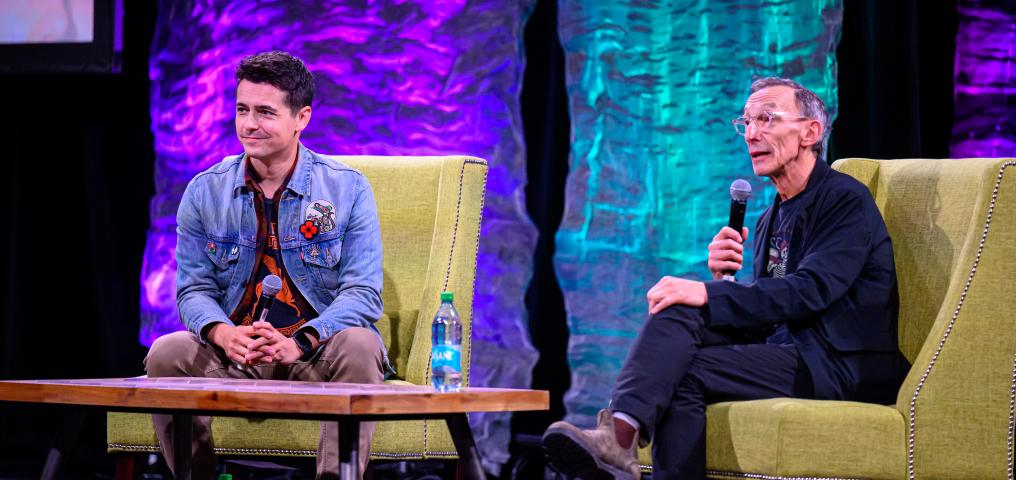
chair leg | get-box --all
[114,454,137,480]
[442,459,461,480]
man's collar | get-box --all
[772,158,830,206]
[801,158,830,196]
[288,143,312,197]
[232,143,312,197]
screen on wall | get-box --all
[0,0,122,73]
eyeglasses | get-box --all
[732,111,812,136]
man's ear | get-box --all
[800,119,822,149]
[295,106,312,134]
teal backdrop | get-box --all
[554,0,844,424]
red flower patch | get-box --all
[300,220,319,240]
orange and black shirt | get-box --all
[228,160,317,337]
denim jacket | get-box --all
[175,143,387,364]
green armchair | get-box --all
[107,155,487,472]
[635,157,1016,479]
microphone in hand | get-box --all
[723,179,751,281]
[252,274,283,325]
[236,274,282,369]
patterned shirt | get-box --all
[228,160,317,337]
[766,195,801,345]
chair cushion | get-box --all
[702,398,905,479]
[636,398,907,478]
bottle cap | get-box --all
[440,291,454,302]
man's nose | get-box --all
[242,113,259,131]
[744,122,763,141]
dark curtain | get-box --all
[516,0,571,441]
[831,0,959,161]
[0,3,156,475]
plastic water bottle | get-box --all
[431,291,462,392]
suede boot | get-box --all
[542,409,642,479]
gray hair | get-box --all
[749,77,830,162]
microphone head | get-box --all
[262,275,283,297]
[730,179,752,202]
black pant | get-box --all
[611,305,814,479]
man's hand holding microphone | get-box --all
[708,226,749,280]
[206,274,317,367]
[645,179,752,315]
[708,179,752,281]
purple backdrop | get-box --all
[139,0,538,473]
[951,0,1016,158]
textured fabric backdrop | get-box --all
[554,0,843,425]
[951,0,1016,158]
[138,1,538,473]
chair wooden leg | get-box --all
[114,454,137,480]
[442,459,461,480]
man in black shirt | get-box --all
[543,78,910,479]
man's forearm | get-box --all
[304,285,382,341]
[177,289,233,342]
[203,321,228,346]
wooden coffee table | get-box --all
[0,377,549,479]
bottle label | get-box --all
[431,345,461,372]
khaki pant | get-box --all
[145,327,384,480]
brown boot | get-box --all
[542,409,642,479]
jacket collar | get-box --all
[770,157,830,209]
[232,143,313,197]
[754,159,830,278]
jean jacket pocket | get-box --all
[301,237,343,290]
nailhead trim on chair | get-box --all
[705,470,860,480]
[424,158,486,457]
[108,443,459,459]
[214,447,315,456]
[108,444,161,453]
[442,158,486,293]
[906,161,1015,480]
[1008,351,1015,480]
[370,451,458,459]
[464,158,486,390]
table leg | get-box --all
[445,414,485,480]
[40,408,86,480]
[172,414,192,480]
[338,418,360,480]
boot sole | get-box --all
[542,428,638,480]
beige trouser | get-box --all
[145,327,385,480]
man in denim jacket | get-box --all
[146,51,387,479]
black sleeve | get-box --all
[704,190,873,328]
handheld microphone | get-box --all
[252,274,283,325]
[234,274,282,371]
[723,179,752,281]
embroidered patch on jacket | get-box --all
[206,240,217,255]
[300,220,319,240]
[305,200,336,234]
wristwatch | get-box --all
[293,332,316,361]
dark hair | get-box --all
[236,51,315,114]
[750,77,830,162]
